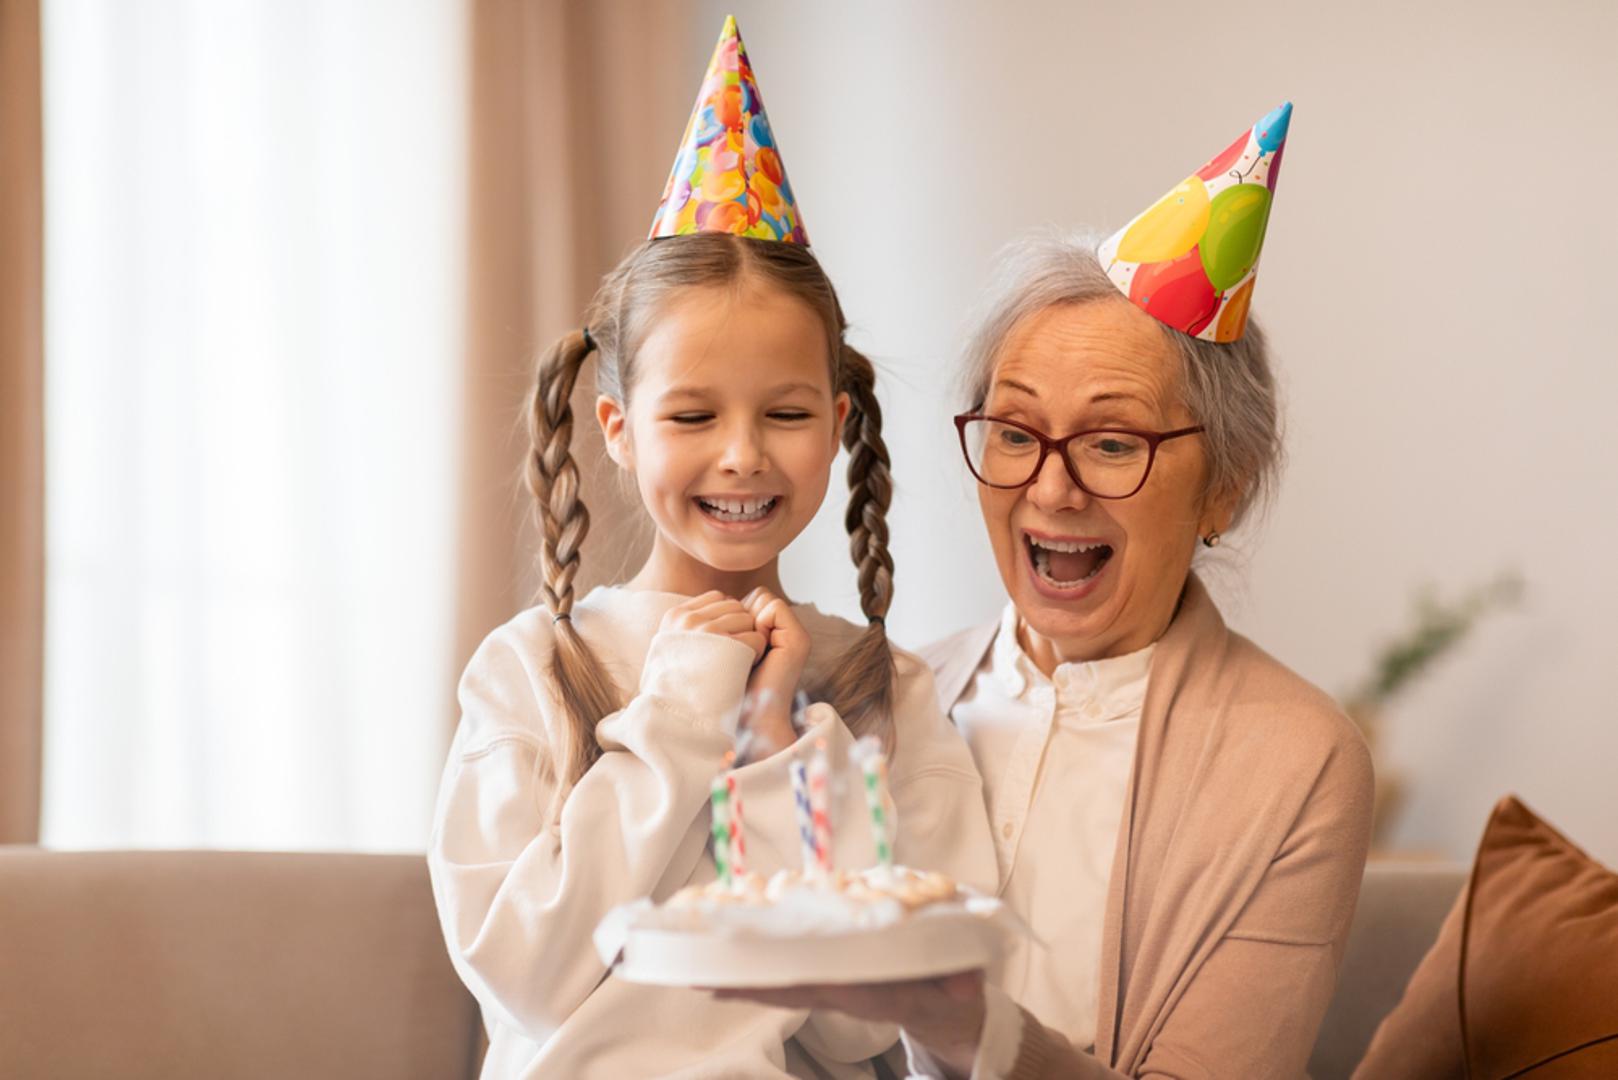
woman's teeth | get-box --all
[697,496,778,523]
[1028,536,1112,587]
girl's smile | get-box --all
[693,494,782,528]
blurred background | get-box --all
[3,0,1614,863]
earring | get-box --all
[1202,531,1221,548]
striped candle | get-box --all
[726,772,748,877]
[807,739,833,873]
[788,759,817,871]
[850,735,892,869]
[709,772,731,888]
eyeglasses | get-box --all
[954,414,1205,499]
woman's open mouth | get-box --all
[695,495,780,527]
[1024,532,1113,592]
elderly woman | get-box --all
[724,209,1373,1074]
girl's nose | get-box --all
[718,424,769,476]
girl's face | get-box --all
[597,282,850,597]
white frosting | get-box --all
[615,866,962,938]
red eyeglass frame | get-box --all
[953,413,1205,499]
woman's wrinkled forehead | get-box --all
[987,299,1184,419]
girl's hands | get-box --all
[658,591,767,663]
[711,970,988,1077]
[739,587,810,755]
[655,588,806,758]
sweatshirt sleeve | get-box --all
[427,621,752,1042]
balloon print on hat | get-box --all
[1214,278,1255,343]
[1101,102,1292,341]
[1254,102,1292,152]
[1129,249,1220,338]
[1115,177,1211,264]
[1201,184,1272,292]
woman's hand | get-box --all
[658,591,767,663]
[738,587,810,754]
[711,970,987,1076]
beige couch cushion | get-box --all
[1307,861,1468,1079]
[0,848,479,1080]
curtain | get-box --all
[40,0,468,850]
[455,0,695,679]
[0,0,45,845]
[36,0,697,850]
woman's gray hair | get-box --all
[959,229,1283,530]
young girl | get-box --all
[427,18,995,1080]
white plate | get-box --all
[612,904,1007,988]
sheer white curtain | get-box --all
[41,0,467,850]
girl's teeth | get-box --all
[700,497,776,522]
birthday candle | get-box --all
[788,759,817,871]
[850,735,892,870]
[726,772,748,877]
[807,738,834,874]
[709,772,731,888]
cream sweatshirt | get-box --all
[428,586,998,1079]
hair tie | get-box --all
[867,615,885,627]
[580,326,595,352]
[553,611,573,624]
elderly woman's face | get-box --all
[977,299,1227,661]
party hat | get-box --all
[649,16,808,245]
[1098,102,1292,342]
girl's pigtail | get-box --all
[527,329,622,811]
[825,343,898,746]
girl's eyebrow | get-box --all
[656,385,716,401]
[768,381,826,397]
[660,381,824,400]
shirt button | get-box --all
[1001,822,1014,839]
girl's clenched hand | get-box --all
[738,587,809,755]
[658,591,767,663]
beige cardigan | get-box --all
[922,576,1374,1080]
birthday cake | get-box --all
[596,864,1007,989]
[593,738,1012,988]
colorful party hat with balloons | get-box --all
[649,16,808,245]
[1098,102,1291,342]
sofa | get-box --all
[0,848,1464,1079]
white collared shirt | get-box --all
[919,602,1152,1077]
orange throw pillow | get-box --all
[1355,796,1618,1079]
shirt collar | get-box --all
[990,602,1156,719]
[991,602,1035,697]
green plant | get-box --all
[1345,570,1525,715]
